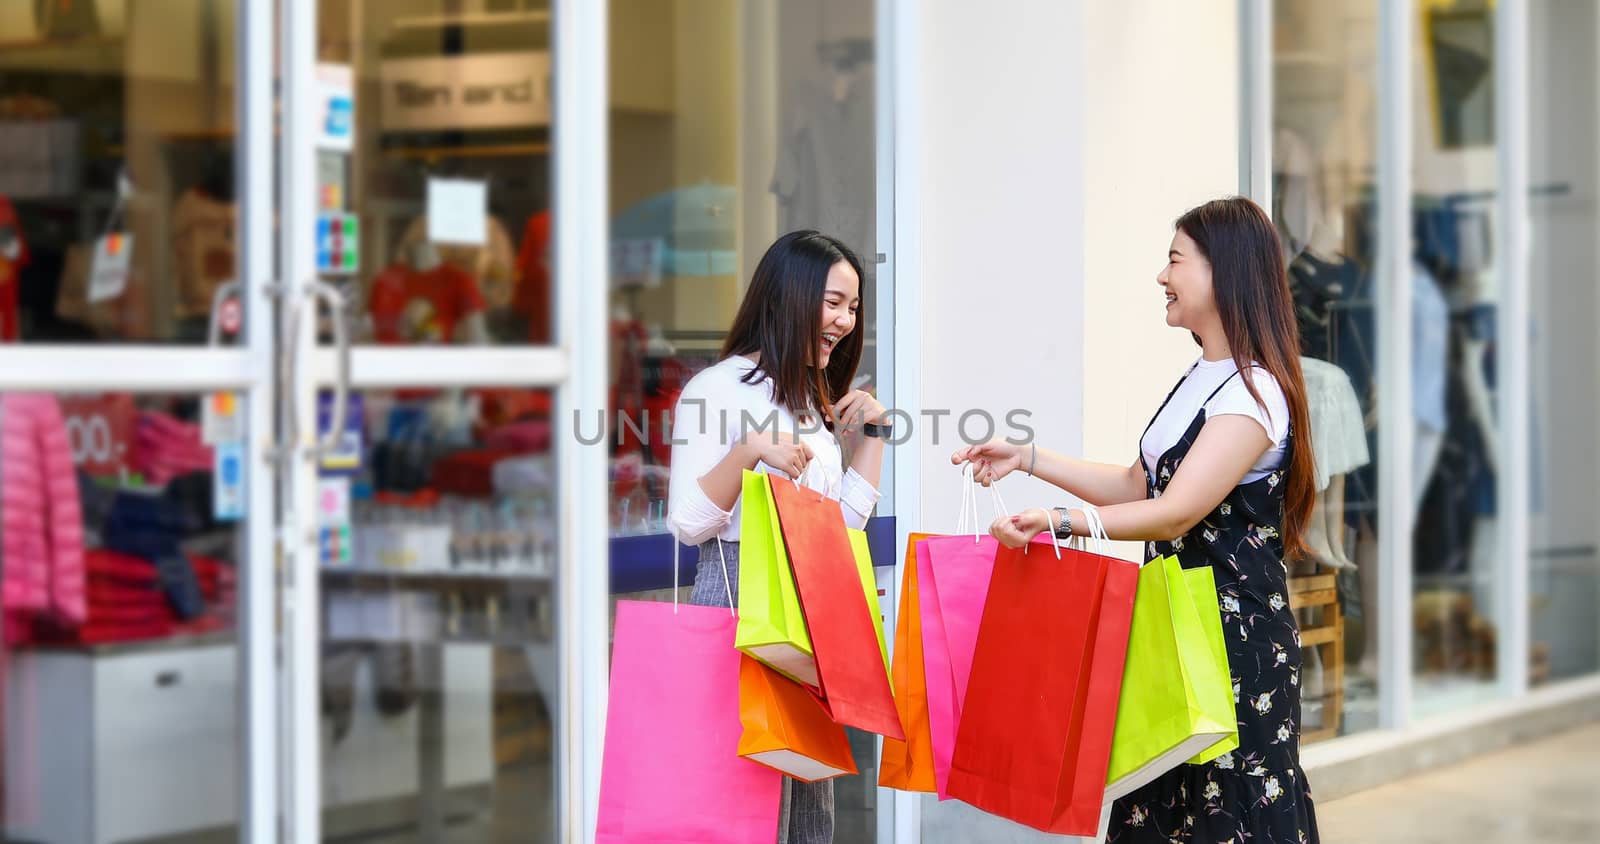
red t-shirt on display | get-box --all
[368,263,487,344]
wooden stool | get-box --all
[1289,570,1344,743]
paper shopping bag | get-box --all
[879,533,938,792]
[924,534,1003,712]
[598,601,782,843]
[946,537,1140,835]
[848,527,890,673]
[1104,556,1238,802]
[919,533,1003,798]
[1185,563,1239,765]
[769,477,904,740]
[736,470,818,688]
[915,537,959,797]
[738,655,857,782]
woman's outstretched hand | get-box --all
[991,507,1051,549]
[951,439,1027,485]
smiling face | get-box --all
[816,259,860,368]
[1157,229,1217,331]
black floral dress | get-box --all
[1108,369,1321,844]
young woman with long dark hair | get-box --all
[954,197,1321,843]
[667,230,887,844]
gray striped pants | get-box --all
[693,539,835,844]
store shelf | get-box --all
[322,568,553,592]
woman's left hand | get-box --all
[991,508,1051,549]
[833,389,887,433]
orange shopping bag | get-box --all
[878,533,937,792]
[737,655,857,782]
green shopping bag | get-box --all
[736,470,818,688]
[847,527,890,675]
[1104,555,1237,802]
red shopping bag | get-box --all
[769,477,904,740]
[946,537,1139,835]
[598,601,782,843]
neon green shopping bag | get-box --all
[847,527,890,675]
[1104,555,1238,801]
[736,470,817,688]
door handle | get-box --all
[280,281,353,462]
[305,280,353,462]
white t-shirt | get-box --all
[1140,357,1290,485]
[666,356,880,546]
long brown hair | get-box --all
[1175,197,1315,559]
[720,231,867,421]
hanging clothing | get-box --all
[397,214,517,309]
[514,211,552,343]
[1109,368,1320,844]
[0,194,27,340]
[0,394,86,624]
[1301,357,1370,492]
[171,189,237,322]
[368,262,488,344]
[771,73,876,259]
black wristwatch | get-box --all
[862,422,892,439]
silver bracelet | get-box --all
[1027,443,1037,476]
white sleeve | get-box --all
[666,375,737,546]
[1206,368,1291,447]
[838,466,881,529]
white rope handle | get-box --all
[955,462,978,535]
[1080,504,1111,557]
[1036,507,1063,559]
[715,537,734,613]
[672,535,734,618]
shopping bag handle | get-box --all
[955,463,1011,544]
[1074,504,1110,558]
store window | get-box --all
[1271,0,1382,739]
[320,0,554,348]
[1409,0,1504,717]
[1528,0,1600,685]
[0,1,237,343]
[606,0,887,840]
[1,391,244,843]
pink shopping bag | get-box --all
[925,534,1003,711]
[598,600,782,843]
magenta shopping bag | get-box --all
[925,534,1002,710]
[598,600,782,843]
[919,534,1002,798]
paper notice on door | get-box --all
[87,232,133,303]
[426,177,487,246]
[201,391,244,445]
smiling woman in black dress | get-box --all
[955,197,1322,844]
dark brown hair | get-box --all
[1175,197,1315,559]
[720,231,866,422]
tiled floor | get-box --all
[1318,720,1600,844]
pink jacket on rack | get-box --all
[1,393,86,625]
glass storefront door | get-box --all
[0,2,279,842]
[281,1,571,841]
